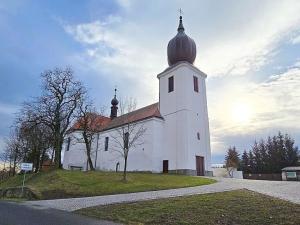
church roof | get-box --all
[69,114,111,132]
[157,61,207,78]
[167,16,196,66]
[69,102,163,133]
[103,102,162,131]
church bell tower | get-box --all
[157,16,211,175]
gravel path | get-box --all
[25,178,300,212]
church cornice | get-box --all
[157,61,207,79]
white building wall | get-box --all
[158,62,211,173]
[62,132,88,170]
[63,118,164,172]
[63,62,211,175]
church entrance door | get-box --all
[163,160,169,173]
[196,156,204,176]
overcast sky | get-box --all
[0,0,299,163]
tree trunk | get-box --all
[83,133,95,171]
[39,149,46,172]
[34,146,40,173]
[54,136,63,169]
[86,147,95,171]
[8,157,12,177]
[50,148,55,164]
[12,153,17,176]
[123,155,128,181]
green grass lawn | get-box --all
[0,170,215,200]
[77,189,300,225]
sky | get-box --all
[0,0,299,164]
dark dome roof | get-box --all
[167,16,196,66]
[111,97,118,106]
[111,88,119,106]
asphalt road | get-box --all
[0,201,120,225]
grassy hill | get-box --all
[0,170,215,200]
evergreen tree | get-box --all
[248,150,255,173]
[284,133,299,167]
[252,141,261,173]
[277,132,286,172]
[266,136,275,173]
[240,150,249,173]
[258,139,268,173]
[234,132,298,175]
[248,132,299,174]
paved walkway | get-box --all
[0,201,121,225]
[25,178,300,212]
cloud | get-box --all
[116,0,132,10]
[290,34,300,44]
[62,1,300,103]
[65,21,105,45]
[63,15,122,46]
[209,62,300,155]
[199,1,300,76]
[0,102,18,115]
[60,1,300,161]
[62,15,164,107]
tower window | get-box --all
[168,76,174,92]
[193,76,199,92]
[105,137,109,151]
[197,132,200,140]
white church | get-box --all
[63,16,212,176]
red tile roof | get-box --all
[70,103,163,133]
[70,114,111,132]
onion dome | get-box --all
[111,88,119,106]
[111,96,119,106]
[110,88,118,119]
[167,16,196,66]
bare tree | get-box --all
[23,68,85,168]
[225,146,240,178]
[72,99,105,171]
[0,150,11,181]
[110,98,147,181]
[0,148,11,171]
[17,120,53,172]
[4,129,24,176]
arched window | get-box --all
[168,76,174,92]
[193,76,199,92]
[105,137,109,151]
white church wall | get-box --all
[63,117,164,172]
[150,118,165,172]
[158,62,212,173]
[187,70,212,171]
[95,118,164,172]
[62,132,89,170]
[159,65,191,171]
[160,110,189,171]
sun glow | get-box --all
[231,102,253,124]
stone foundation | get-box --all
[168,169,197,176]
[0,187,37,200]
[169,170,214,176]
[205,171,213,177]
